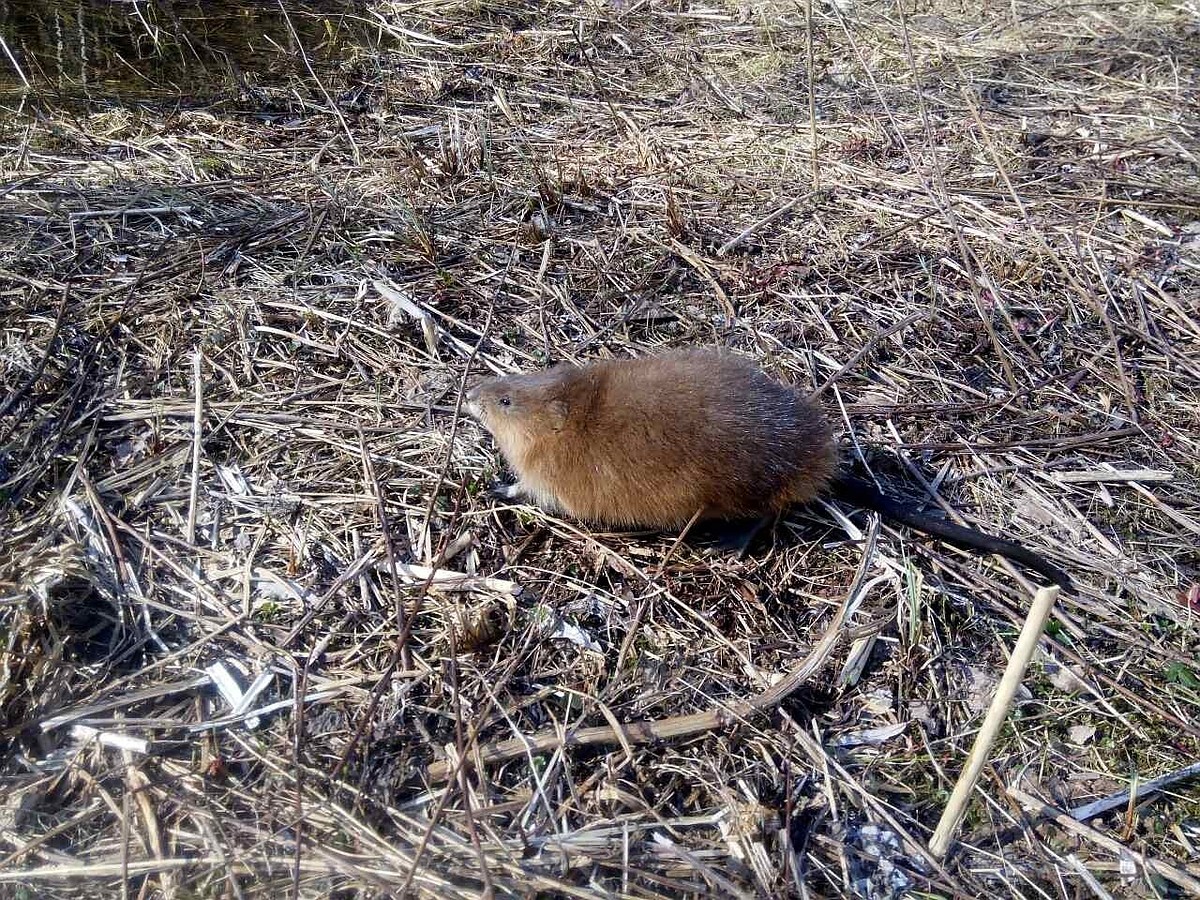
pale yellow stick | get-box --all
[929,584,1060,858]
[186,350,203,545]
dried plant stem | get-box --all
[426,593,859,781]
[426,518,881,782]
[717,191,814,256]
[186,349,203,545]
[929,585,1060,858]
[358,426,412,671]
[805,0,818,188]
[1008,787,1200,895]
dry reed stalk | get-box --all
[929,585,1060,858]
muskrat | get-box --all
[464,348,1073,591]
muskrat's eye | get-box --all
[499,396,511,407]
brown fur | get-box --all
[465,348,838,529]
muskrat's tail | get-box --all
[830,474,1074,593]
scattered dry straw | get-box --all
[2,0,1199,897]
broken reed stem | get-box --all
[1007,786,1200,896]
[358,426,412,672]
[805,0,818,188]
[426,582,860,782]
[1070,759,1200,822]
[274,0,360,165]
[717,191,814,256]
[812,309,928,397]
[929,584,1060,858]
[426,517,881,783]
[0,32,30,89]
[610,507,707,674]
[186,349,203,545]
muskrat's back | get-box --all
[468,349,837,529]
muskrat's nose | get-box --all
[463,383,482,417]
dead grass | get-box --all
[2,0,1199,897]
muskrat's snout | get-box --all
[464,383,481,419]
[463,379,490,422]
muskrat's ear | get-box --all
[546,400,568,430]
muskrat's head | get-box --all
[465,367,574,455]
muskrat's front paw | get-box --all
[490,479,522,500]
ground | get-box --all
[1,0,1199,897]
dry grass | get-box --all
[2,0,1199,897]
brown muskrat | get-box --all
[465,347,1072,591]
